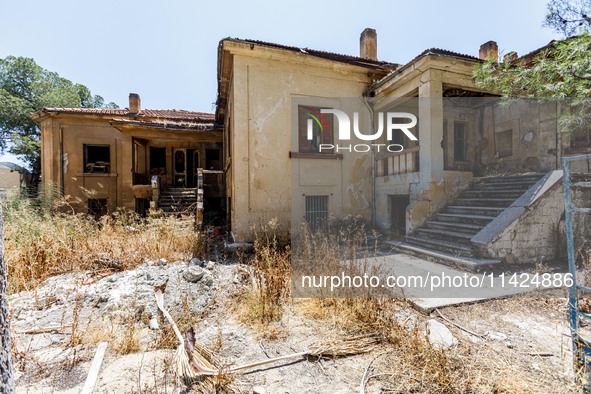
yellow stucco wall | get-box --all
[223,42,379,241]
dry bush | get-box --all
[2,192,204,293]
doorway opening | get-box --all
[389,195,409,236]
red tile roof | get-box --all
[110,118,216,131]
[39,108,214,122]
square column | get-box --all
[418,78,444,182]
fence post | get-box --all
[0,205,15,393]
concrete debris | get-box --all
[252,386,266,394]
[184,267,205,283]
[425,319,458,349]
[9,258,230,349]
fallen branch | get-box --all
[230,335,377,373]
[80,342,108,394]
[153,282,217,379]
[434,308,484,338]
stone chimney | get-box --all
[360,28,377,60]
[479,41,498,62]
[129,93,141,114]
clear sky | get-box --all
[0,0,559,166]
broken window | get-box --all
[83,144,110,173]
[305,195,329,232]
[495,130,513,158]
[298,106,334,153]
[454,122,467,161]
[88,198,107,218]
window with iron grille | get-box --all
[305,195,329,232]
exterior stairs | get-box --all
[394,174,545,270]
[158,188,198,214]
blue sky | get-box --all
[0,0,559,166]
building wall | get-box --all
[224,44,378,241]
[478,100,559,174]
[479,182,564,263]
[39,115,221,214]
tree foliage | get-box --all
[0,56,118,170]
[474,34,591,98]
[545,0,591,36]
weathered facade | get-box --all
[33,94,224,217]
[216,32,395,240]
[217,30,590,266]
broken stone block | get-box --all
[190,257,203,266]
[183,267,205,283]
[425,319,458,349]
[252,386,266,394]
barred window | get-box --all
[305,195,328,232]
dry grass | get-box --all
[2,192,204,293]
[235,220,291,326]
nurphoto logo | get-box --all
[306,109,418,153]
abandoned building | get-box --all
[0,162,30,200]
[32,29,589,268]
[216,29,590,267]
[33,94,224,218]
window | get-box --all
[88,198,107,218]
[570,130,591,148]
[454,122,467,161]
[305,195,329,232]
[83,145,110,173]
[298,106,334,153]
[495,130,513,158]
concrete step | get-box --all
[405,235,474,257]
[415,227,473,241]
[472,182,535,191]
[391,242,501,272]
[454,198,514,207]
[446,205,504,216]
[437,213,495,226]
[424,220,484,234]
[460,190,524,199]
[480,174,544,183]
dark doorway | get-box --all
[150,147,166,176]
[389,195,409,236]
[135,198,150,217]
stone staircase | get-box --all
[396,174,545,268]
[158,188,198,214]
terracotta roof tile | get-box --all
[40,108,214,122]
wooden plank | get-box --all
[80,342,108,394]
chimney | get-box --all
[479,41,498,62]
[129,93,141,114]
[360,28,377,60]
[503,51,518,64]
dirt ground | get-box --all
[8,260,582,394]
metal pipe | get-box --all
[363,95,376,228]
